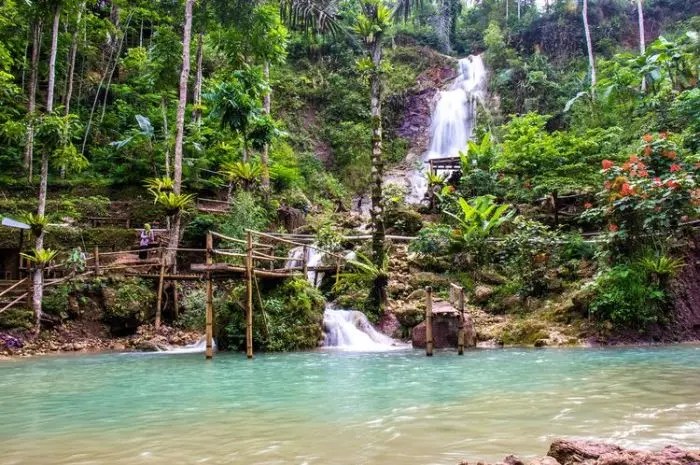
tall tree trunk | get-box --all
[64,2,86,115]
[582,0,596,96]
[168,0,195,267]
[505,0,509,20]
[261,60,271,192]
[192,32,204,125]
[24,20,42,181]
[369,36,387,313]
[173,0,194,195]
[34,5,61,335]
[162,97,171,178]
[637,0,646,91]
[517,0,521,20]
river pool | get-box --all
[1,346,699,465]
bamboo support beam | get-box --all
[93,245,100,276]
[205,231,213,359]
[245,231,254,359]
[155,247,165,330]
[457,287,465,356]
[425,286,433,357]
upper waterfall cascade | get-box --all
[407,54,488,203]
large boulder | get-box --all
[547,439,700,465]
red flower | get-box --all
[602,160,614,170]
[608,224,619,232]
[604,181,612,190]
[663,150,677,160]
[643,134,654,143]
[629,155,639,163]
[670,164,682,173]
[653,177,663,187]
[666,180,680,189]
[584,202,593,209]
[644,145,653,156]
[659,131,669,139]
[637,169,649,178]
[620,183,634,196]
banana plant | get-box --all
[445,195,514,241]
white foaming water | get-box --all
[322,307,404,352]
[407,54,487,204]
[285,245,326,287]
[164,337,216,354]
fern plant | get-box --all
[144,176,175,193]
[151,191,195,216]
[21,248,59,268]
[221,160,262,191]
[23,213,49,237]
[445,195,514,241]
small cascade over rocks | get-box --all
[407,54,488,203]
[322,306,404,351]
[285,246,403,351]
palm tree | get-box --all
[582,0,596,96]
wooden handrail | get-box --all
[0,278,28,299]
[0,293,27,314]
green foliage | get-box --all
[445,195,513,241]
[589,265,667,331]
[102,278,156,335]
[219,278,324,352]
[20,248,59,267]
[501,217,560,297]
[219,191,270,242]
[220,160,262,191]
[151,191,196,215]
[177,287,207,331]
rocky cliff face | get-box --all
[670,235,700,341]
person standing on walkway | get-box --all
[139,224,155,259]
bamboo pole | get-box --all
[93,245,100,276]
[205,231,213,359]
[302,245,308,277]
[155,247,165,330]
[425,286,433,357]
[457,287,465,356]
[245,231,254,359]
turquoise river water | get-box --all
[1,346,699,465]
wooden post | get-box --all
[205,231,213,359]
[245,231,254,359]
[335,258,340,286]
[425,286,433,357]
[173,281,179,318]
[25,270,32,308]
[302,245,308,276]
[93,245,100,276]
[155,247,165,330]
[457,287,465,355]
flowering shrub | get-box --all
[583,133,698,254]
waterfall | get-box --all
[322,306,403,351]
[285,245,326,287]
[407,54,488,203]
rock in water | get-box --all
[547,439,700,465]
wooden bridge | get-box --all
[0,229,366,359]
